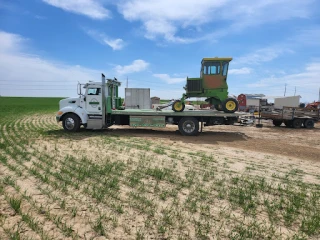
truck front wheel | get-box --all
[178,117,199,136]
[62,113,81,132]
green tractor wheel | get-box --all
[172,100,185,112]
[222,98,238,113]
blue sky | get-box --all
[0,0,319,102]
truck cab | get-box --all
[56,75,122,131]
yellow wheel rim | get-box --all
[226,101,236,111]
[174,102,183,111]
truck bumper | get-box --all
[56,116,61,123]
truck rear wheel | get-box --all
[62,113,81,132]
[304,119,314,129]
[273,120,282,127]
[292,118,302,129]
[178,117,199,136]
[222,98,238,113]
[172,100,185,112]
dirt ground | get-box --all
[1,115,320,239]
[111,120,320,162]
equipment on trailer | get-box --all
[261,107,319,129]
[172,57,238,113]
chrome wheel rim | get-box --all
[183,121,195,133]
[65,117,75,130]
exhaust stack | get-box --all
[101,73,106,127]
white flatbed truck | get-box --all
[56,74,246,136]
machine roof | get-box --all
[202,57,233,62]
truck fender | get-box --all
[58,106,88,124]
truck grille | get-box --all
[187,80,202,92]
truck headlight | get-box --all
[57,111,63,116]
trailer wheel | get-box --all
[304,119,314,129]
[172,100,185,112]
[178,117,199,136]
[273,120,282,127]
[222,98,238,113]
[292,119,302,129]
[284,121,293,128]
[62,113,81,132]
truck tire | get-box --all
[273,120,282,127]
[172,100,185,112]
[292,118,302,129]
[304,119,314,129]
[222,98,238,113]
[62,113,81,132]
[178,117,199,136]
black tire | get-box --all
[62,113,81,132]
[214,104,223,111]
[172,100,185,112]
[273,120,282,127]
[304,119,314,129]
[292,118,302,129]
[178,117,199,136]
[284,121,293,128]
[222,98,239,113]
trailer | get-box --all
[261,107,320,129]
[56,74,246,136]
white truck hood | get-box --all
[59,97,80,109]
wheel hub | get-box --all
[65,117,75,130]
[183,121,195,133]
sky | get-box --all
[0,0,319,103]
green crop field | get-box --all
[0,97,320,239]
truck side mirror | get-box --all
[84,97,86,101]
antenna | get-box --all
[126,76,128,88]
[294,86,296,96]
[284,83,287,96]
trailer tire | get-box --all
[62,113,81,132]
[222,98,238,113]
[304,119,314,129]
[172,100,185,112]
[273,120,282,127]
[292,119,302,129]
[178,117,199,136]
[284,121,293,128]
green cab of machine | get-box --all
[172,57,238,113]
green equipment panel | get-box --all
[130,116,165,128]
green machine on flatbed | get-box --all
[171,57,239,113]
[56,73,244,136]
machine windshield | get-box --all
[203,62,221,75]
[222,62,229,76]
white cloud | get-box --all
[153,74,185,84]
[234,47,293,65]
[42,0,110,19]
[246,62,320,102]
[85,29,125,50]
[114,60,149,75]
[117,0,314,43]
[0,31,103,97]
[229,67,251,75]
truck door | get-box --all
[86,87,102,115]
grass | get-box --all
[0,97,320,239]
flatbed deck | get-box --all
[112,109,246,117]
